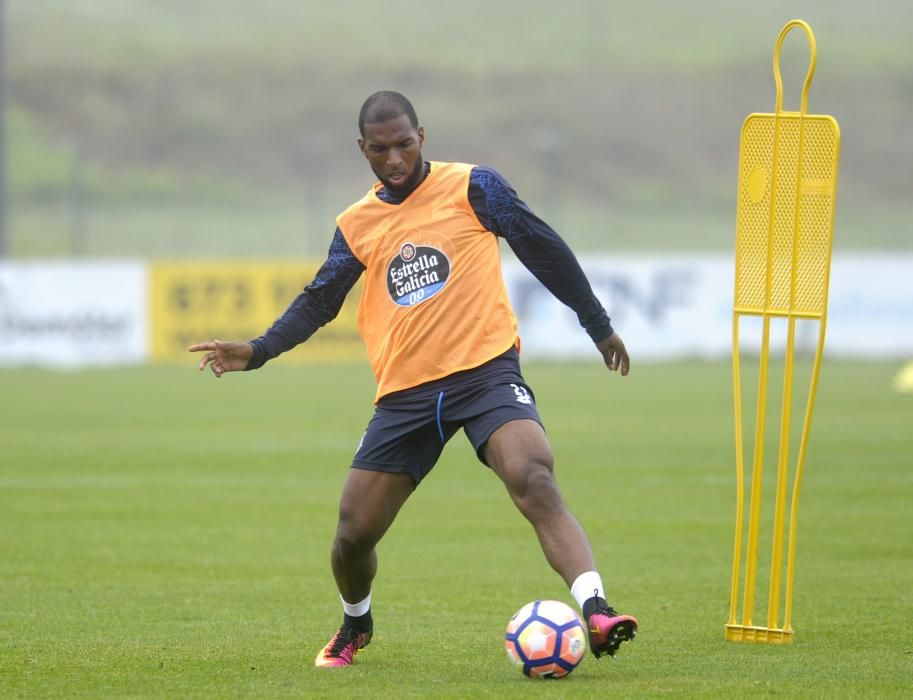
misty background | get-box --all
[3,0,911,259]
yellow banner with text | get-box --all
[150,261,364,364]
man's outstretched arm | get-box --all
[188,229,365,375]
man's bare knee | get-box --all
[508,459,566,519]
[333,512,380,559]
[333,469,413,560]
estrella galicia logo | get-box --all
[387,242,451,307]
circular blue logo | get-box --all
[386,243,451,307]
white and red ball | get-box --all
[504,600,587,678]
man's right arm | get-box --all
[245,228,365,370]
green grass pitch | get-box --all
[1,360,911,697]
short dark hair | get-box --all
[358,91,419,137]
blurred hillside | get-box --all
[6,0,913,257]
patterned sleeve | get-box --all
[468,166,614,343]
[246,228,365,370]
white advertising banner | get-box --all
[827,255,913,358]
[0,254,909,368]
[0,261,147,367]
[503,253,913,360]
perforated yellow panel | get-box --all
[734,113,840,318]
[727,19,842,646]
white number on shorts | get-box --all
[511,383,532,405]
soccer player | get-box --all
[189,91,638,668]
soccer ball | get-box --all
[504,600,587,679]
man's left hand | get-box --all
[596,333,630,376]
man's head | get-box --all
[357,91,425,195]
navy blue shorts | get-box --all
[351,348,543,485]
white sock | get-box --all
[341,592,372,618]
[571,571,605,610]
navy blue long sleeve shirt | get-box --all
[247,164,612,369]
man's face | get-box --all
[358,113,425,194]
